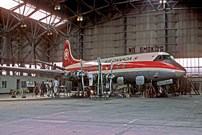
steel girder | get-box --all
[0,10,61,76]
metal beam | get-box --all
[79,0,109,19]
[128,0,141,13]
[147,0,157,11]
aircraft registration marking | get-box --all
[104,56,133,63]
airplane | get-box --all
[62,40,186,83]
[0,40,186,92]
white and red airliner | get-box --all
[62,40,186,84]
[0,40,186,85]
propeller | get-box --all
[80,59,84,91]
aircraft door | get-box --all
[17,79,20,89]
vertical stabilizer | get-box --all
[62,40,80,67]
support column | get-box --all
[78,28,83,60]
[6,34,11,75]
[1,36,6,65]
[163,1,168,52]
[28,41,35,76]
[19,32,24,76]
[0,35,7,75]
[124,17,127,55]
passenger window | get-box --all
[96,66,99,70]
[87,66,89,71]
[83,67,85,71]
[122,63,125,68]
[91,66,94,71]
[116,64,119,69]
[106,65,108,70]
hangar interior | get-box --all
[0,0,202,93]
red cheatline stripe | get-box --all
[65,61,185,72]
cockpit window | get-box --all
[154,55,172,61]
[170,55,175,61]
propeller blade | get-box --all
[81,75,84,91]
[110,62,113,74]
[80,59,84,90]
[80,59,83,71]
[109,78,112,92]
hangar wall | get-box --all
[83,17,124,60]
[70,6,202,60]
[0,75,54,93]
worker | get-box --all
[40,80,45,97]
[46,80,50,97]
[87,70,94,97]
[32,81,39,97]
[53,78,59,96]
[49,80,53,97]
[87,70,94,87]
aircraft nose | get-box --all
[175,70,186,77]
[172,61,186,77]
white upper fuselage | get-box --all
[65,52,169,70]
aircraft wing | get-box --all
[35,60,66,70]
[0,66,66,76]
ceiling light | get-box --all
[79,16,83,21]
[77,16,80,21]
[77,15,83,21]
[57,6,61,10]
[54,5,61,10]
[47,31,52,36]
[21,22,27,28]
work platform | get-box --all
[0,93,202,135]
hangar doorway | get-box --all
[17,79,20,89]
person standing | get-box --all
[54,78,59,96]
[46,80,50,97]
[40,80,45,97]
[32,81,39,97]
[49,80,53,97]
[87,70,94,97]
[87,70,94,87]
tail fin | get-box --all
[63,40,80,67]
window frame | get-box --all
[2,81,7,88]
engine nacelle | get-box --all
[63,70,84,81]
[136,76,145,85]
[117,77,124,85]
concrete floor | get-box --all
[0,93,202,135]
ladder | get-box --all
[188,80,200,95]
